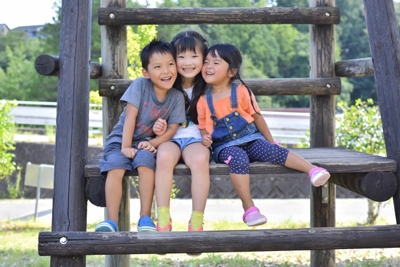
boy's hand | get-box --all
[153,118,167,136]
[201,134,212,148]
[121,147,137,159]
[138,141,157,153]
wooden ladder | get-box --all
[35,1,400,267]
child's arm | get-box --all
[153,118,167,136]
[149,123,180,148]
[200,129,212,148]
[252,112,275,144]
[121,103,139,158]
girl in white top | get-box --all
[153,31,210,234]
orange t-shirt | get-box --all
[197,84,260,134]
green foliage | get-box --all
[127,25,158,79]
[5,168,23,199]
[0,100,17,180]
[336,98,385,156]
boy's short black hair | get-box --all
[140,39,176,70]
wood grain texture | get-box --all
[98,7,340,25]
[39,225,400,256]
[335,57,374,77]
[99,78,341,97]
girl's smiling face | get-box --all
[176,46,204,83]
[202,50,235,86]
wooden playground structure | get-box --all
[34,0,400,266]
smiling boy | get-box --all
[95,39,186,232]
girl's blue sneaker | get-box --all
[95,219,119,232]
[137,216,157,232]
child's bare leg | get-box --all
[182,143,210,212]
[137,166,155,217]
[105,168,126,224]
[155,142,181,207]
[284,151,330,186]
[229,173,254,212]
[284,151,316,173]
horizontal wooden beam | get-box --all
[99,78,341,97]
[329,172,397,202]
[38,225,400,256]
[335,57,374,77]
[98,7,340,25]
[34,54,102,79]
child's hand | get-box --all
[121,147,137,159]
[201,134,212,148]
[153,118,167,136]
[138,141,157,153]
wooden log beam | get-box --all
[99,78,341,97]
[335,58,374,77]
[38,225,400,256]
[329,172,397,202]
[98,7,340,25]
[34,54,102,79]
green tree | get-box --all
[336,99,386,225]
[127,25,158,79]
[0,100,17,180]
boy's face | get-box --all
[142,52,177,92]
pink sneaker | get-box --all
[156,219,172,232]
[243,206,267,227]
[309,167,331,187]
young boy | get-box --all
[95,39,186,232]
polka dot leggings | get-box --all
[218,139,289,174]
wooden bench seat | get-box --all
[85,147,397,203]
[85,147,396,177]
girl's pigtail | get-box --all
[237,76,261,115]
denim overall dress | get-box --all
[206,83,264,163]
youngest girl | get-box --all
[197,43,330,227]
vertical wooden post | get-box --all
[50,0,92,266]
[363,0,400,224]
[309,0,336,266]
[101,0,130,266]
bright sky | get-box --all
[0,0,156,30]
[0,0,58,29]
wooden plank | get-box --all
[98,7,340,25]
[38,225,400,256]
[51,0,92,266]
[85,148,397,177]
[335,57,374,77]
[99,78,341,97]
[363,0,400,224]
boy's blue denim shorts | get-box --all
[99,142,156,174]
[171,137,202,151]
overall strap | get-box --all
[206,89,217,119]
[206,83,239,119]
[230,83,239,109]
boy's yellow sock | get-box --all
[189,211,204,231]
[157,206,170,228]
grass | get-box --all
[1,219,399,267]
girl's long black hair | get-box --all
[171,31,209,124]
[207,43,260,115]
